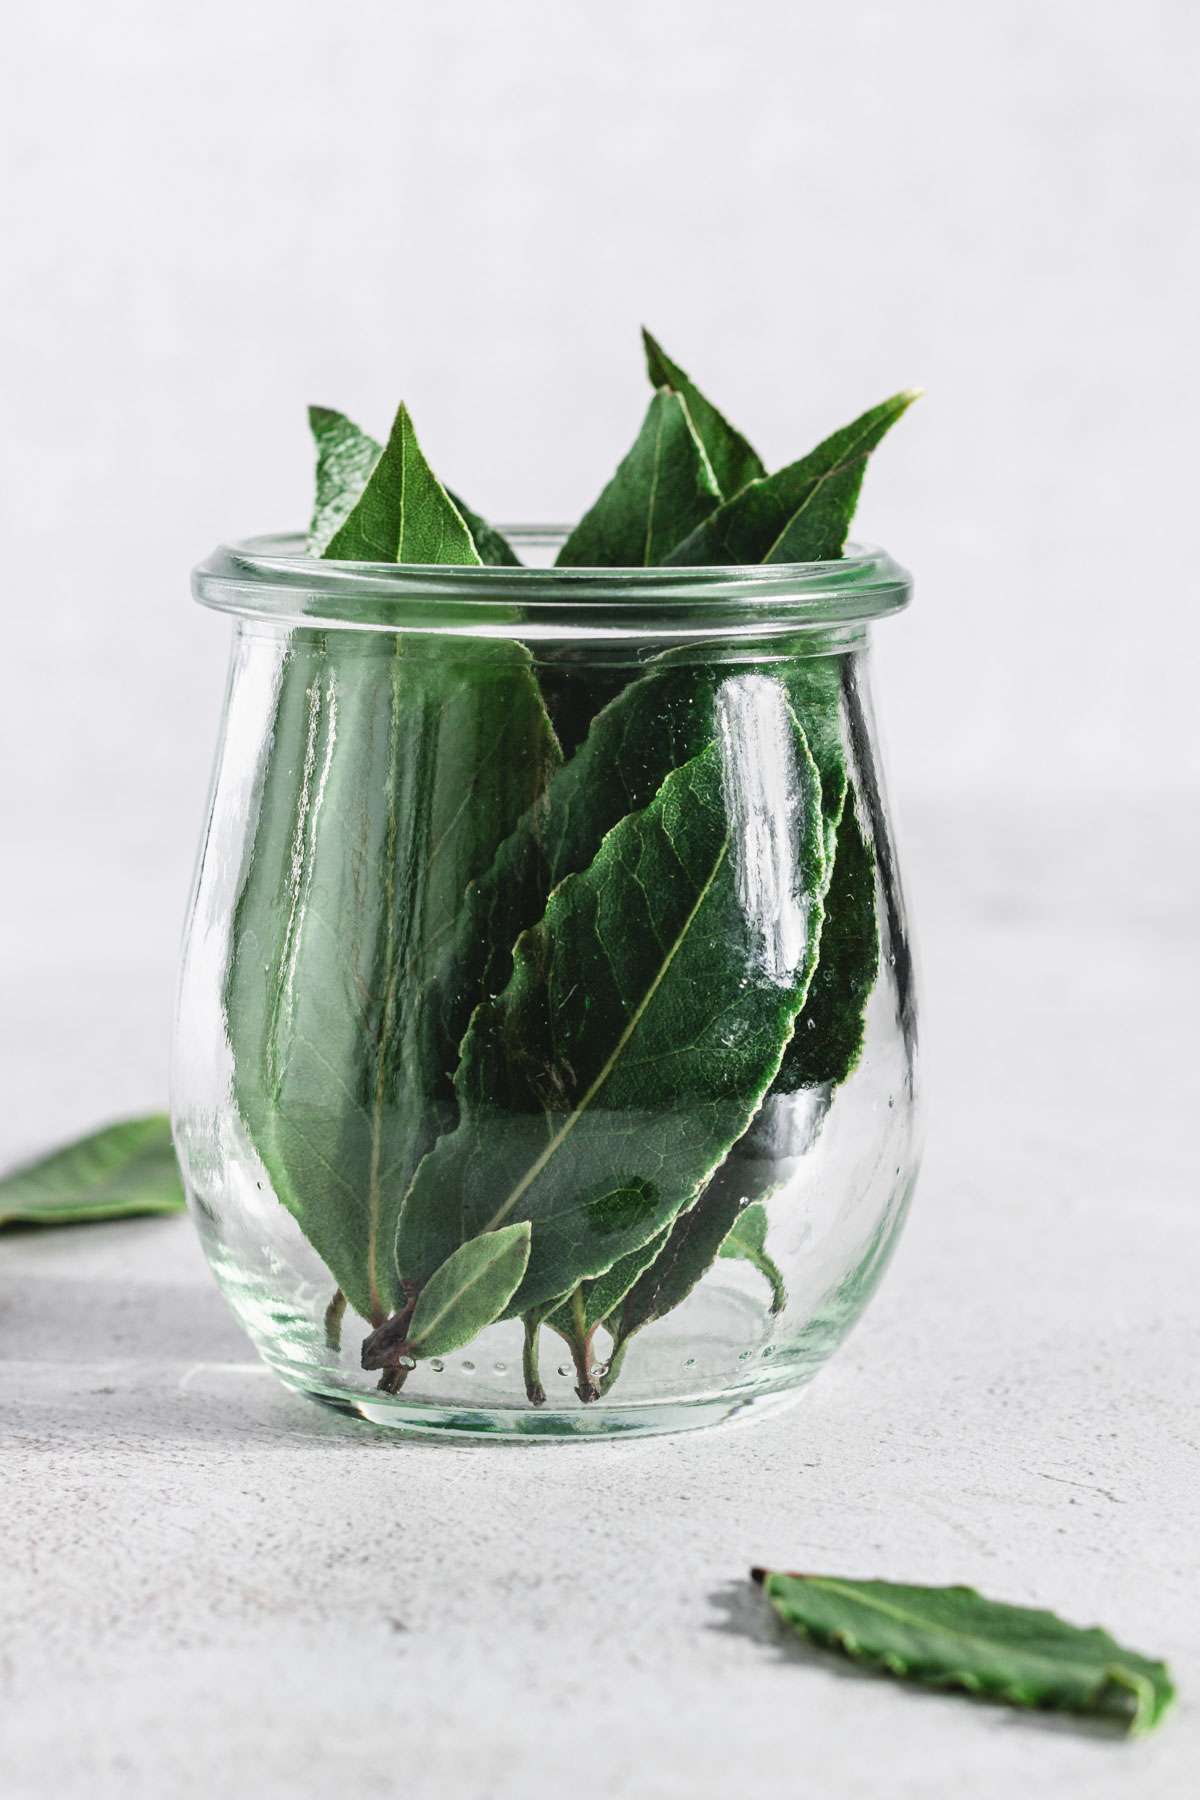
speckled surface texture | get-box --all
[2,794,1196,1797]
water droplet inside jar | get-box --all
[593,1362,609,1379]
[738,1350,751,1361]
[684,1357,696,1368]
[493,1361,507,1374]
[430,1359,444,1373]
[461,1359,475,1372]
[398,1354,417,1370]
[557,1365,571,1378]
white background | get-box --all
[3,0,1197,1144]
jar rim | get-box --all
[192,530,912,639]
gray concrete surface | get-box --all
[2,792,1197,1798]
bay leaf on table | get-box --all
[641,327,765,499]
[555,389,720,568]
[663,389,918,567]
[396,685,827,1318]
[754,1570,1176,1736]
[0,1115,183,1228]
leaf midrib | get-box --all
[481,835,731,1235]
[789,1577,1141,1683]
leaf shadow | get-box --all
[707,1581,1133,1740]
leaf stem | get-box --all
[522,1316,546,1406]
[324,1287,347,1351]
[597,1331,630,1397]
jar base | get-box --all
[274,1364,812,1442]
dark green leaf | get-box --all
[600,1160,749,1392]
[448,492,522,567]
[225,633,560,1323]
[545,1225,672,1340]
[404,1222,531,1357]
[431,652,850,1108]
[641,328,765,498]
[397,697,827,1315]
[664,390,918,567]
[719,1200,786,1312]
[0,1115,184,1228]
[324,402,481,564]
[754,1571,1176,1736]
[777,791,879,1091]
[307,406,383,554]
[556,390,720,568]
[308,404,520,566]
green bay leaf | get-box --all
[719,1200,786,1312]
[324,402,480,564]
[754,1571,1175,1735]
[664,390,918,566]
[397,693,827,1316]
[307,406,382,554]
[0,1115,183,1228]
[777,790,879,1092]
[308,403,519,565]
[225,633,560,1323]
[403,1222,531,1358]
[641,328,765,499]
[600,1158,750,1392]
[556,389,720,568]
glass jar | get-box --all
[174,531,921,1440]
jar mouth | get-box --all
[192,530,911,640]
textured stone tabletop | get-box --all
[2,795,1196,1798]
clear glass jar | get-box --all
[174,532,921,1440]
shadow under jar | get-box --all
[174,531,921,1440]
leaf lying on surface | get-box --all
[719,1201,786,1312]
[397,690,827,1317]
[307,404,519,564]
[556,389,720,568]
[753,1570,1175,1735]
[0,1115,184,1228]
[641,328,765,499]
[664,390,918,567]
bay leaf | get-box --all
[225,632,561,1325]
[307,406,382,554]
[600,1157,749,1393]
[395,1222,531,1360]
[431,651,849,1106]
[308,403,519,565]
[0,1115,183,1228]
[641,328,765,499]
[324,402,481,564]
[555,390,720,568]
[776,788,879,1092]
[396,686,827,1316]
[663,389,918,567]
[754,1570,1176,1735]
[719,1200,786,1312]
[539,1224,672,1400]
